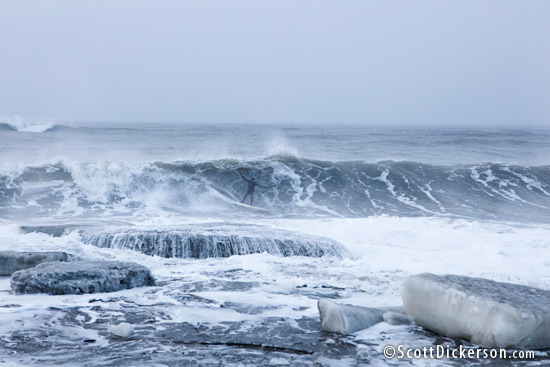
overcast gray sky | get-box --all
[0,1,548,125]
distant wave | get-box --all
[42,124,73,132]
[0,123,17,131]
[0,120,69,133]
[1,156,550,222]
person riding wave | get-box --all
[239,170,266,205]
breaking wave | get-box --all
[1,156,550,222]
[0,118,62,133]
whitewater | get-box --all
[1,121,549,366]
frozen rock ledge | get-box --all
[11,261,156,295]
[403,273,550,349]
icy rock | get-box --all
[0,251,69,276]
[318,299,385,334]
[109,322,135,338]
[403,273,550,349]
[81,224,346,259]
[11,261,155,295]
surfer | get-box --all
[239,171,266,206]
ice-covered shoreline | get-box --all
[0,216,549,366]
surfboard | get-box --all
[228,200,272,213]
[206,183,272,213]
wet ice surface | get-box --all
[1,217,550,366]
[0,269,369,367]
[2,276,548,367]
[403,274,550,349]
[10,261,155,295]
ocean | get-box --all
[1,121,549,366]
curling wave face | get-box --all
[1,156,549,222]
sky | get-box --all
[0,1,549,126]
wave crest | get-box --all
[1,157,550,222]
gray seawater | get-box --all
[2,123,550,223]
[1,122,549,366]
[3,122,550,165]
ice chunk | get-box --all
[403,273,550,349]
[109,322,135,338]
[318,299,385,334]
[11,261,155,295]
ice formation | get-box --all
[317,299,386,334]
[403,273,550,348]
[11,261,155,295]
[82,226,345,259]
[109,322,135,338]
